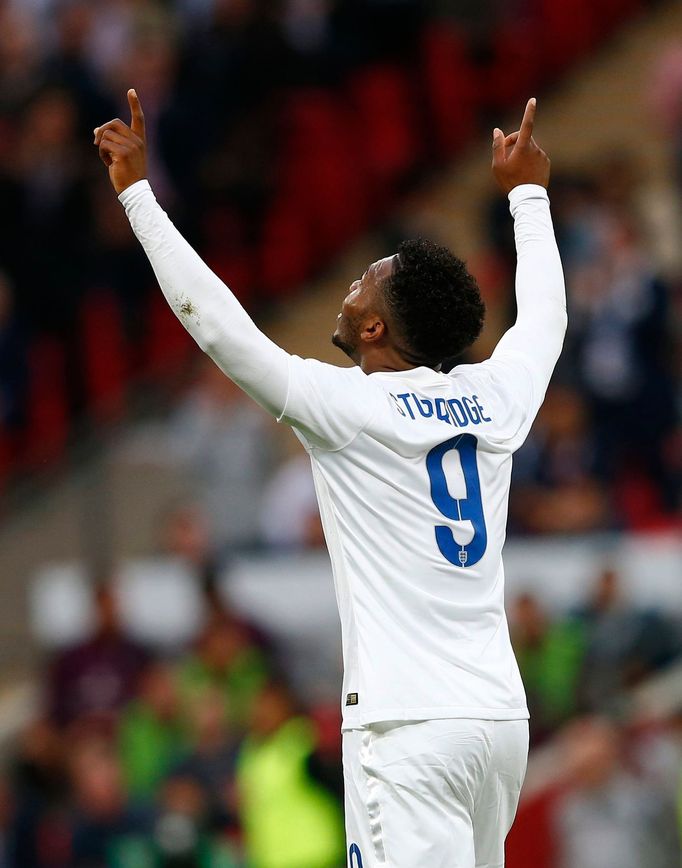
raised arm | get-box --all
[489,99,567,399]
[94,90,290,416]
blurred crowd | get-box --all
[3,579,347,868]
[509,568,682,867]
[498,154,682,534]
[511,567,681,744]
[0,0,428,443]
[0,558,679,867]
[0,0,667,497]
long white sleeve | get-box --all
[490,183,567,401]
[119,180,290,416]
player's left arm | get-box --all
[489,100,567,407]
[94,90,290,417]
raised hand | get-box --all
[491,98,550,195]
[94,89,147,195]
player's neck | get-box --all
[359,347,431,375]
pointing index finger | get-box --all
[517,97,536,147]
[128,89,145,140]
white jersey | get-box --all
[120,181,566,731]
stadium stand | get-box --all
[0,0,662,488]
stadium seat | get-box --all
[420,23,478,158]
[259,196,313,297]
[143,287,192,377]
[276,91,369,258]
[506,785,563,868]
[81,292,128,422]
[593,0,642,37]
[483,21,541,111]
[0,425,11,492]
[201,206,255,305]
[346,66,421,209]
[615,471,670,531]
[144,289,194,378]
[537,0,598,76]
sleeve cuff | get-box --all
[118,179,152,207]
[508,184,549,208]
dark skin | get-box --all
[96,95,550,375]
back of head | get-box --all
[383,239,485,368]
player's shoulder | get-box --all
[446,357,497,385]
[448,355,528,388]
[291,355,377,386]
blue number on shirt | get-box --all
[426,433,487,567]
[349,843,363,867]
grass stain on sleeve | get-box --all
[178,296,200,326]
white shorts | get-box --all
[343,718,529,868]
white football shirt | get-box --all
[120,181,566,730]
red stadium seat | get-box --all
[259,196,312,297]
[483,21,541,111]
[276,91,369,258]
[615,470,671,531]
[537,0,598,76]
[205,249,255,305]
[593,0,642,37]
[0,425,11,492]
[81,292,128,421]
[506,784,564,868]
[346,66,421,209]
[24,337,69,467]
[201,206,255,305]
[144,289,194,378]
[420,23,478,158]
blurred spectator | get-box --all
[148,772,240,867]
[157,500,222,603]
[259,453,324,550]
[8,718,68,868]
[0,776,12,868]
[173,689,238,827]
[511,386,610,533]
[554,717,679,868]
[47,583,148,729]
[567,209,677,516]
[492,159,681,531]
[236,679,345,868]
[575,568,681,714]
[118,663,186,803]
[15,87,92,339]
[67,736,152,868]
[169,359,277,551]
[511,592,586,744]
[0,272,27,432]
[177,613,269,733]
[650,40,682,191]
[156,499,274,652]
[632,707,682,823]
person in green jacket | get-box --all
[511,592,587,743]
[237,680,345,868]
[119,662,187,801]
[178,615,270,734]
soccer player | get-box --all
[95,91,565,868]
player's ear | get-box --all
[360,316,386,343]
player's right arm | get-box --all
[93,89,290,417]
[488,99,567,416]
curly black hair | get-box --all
[383,239,485,367]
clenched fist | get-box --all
[492,98,550,195]
[94,89,147,195]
